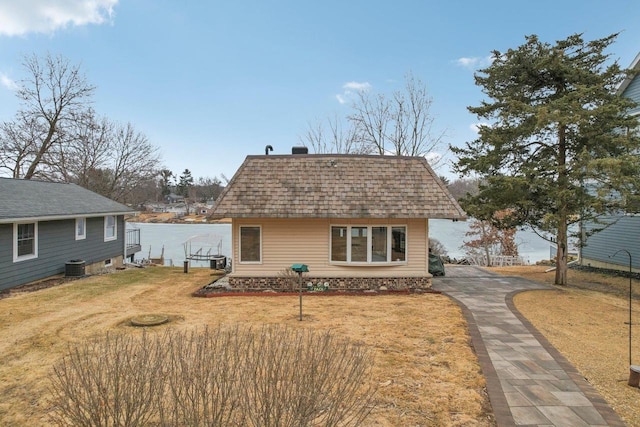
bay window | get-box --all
[330,225,406,264]
[331,226,347,261]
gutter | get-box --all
[0,211,136,224]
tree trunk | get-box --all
[24,119,57,180]
[554,123,568,285]
[481,222,492,267]
[554,220,568,285]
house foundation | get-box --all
[228,276,432,292]
[84,255,125,275]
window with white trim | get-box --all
[330,225,406,264]
[239,226,261,263]
[75,218,86,240]
[104,215,117,241]
[14,222,38,262]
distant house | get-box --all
[209,152,466,290]
[580,52,640,273]
[165,193,185,204]
[0,178,141,290]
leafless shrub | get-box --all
[429,238,448,256]
[49,325,375,426]
[277,267,304,291]
[241,325,376,427]
[160,326,249,426]
[48,331,165,426]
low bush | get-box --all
[49,325,375,426]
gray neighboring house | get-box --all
[580,52,640,273]
[0,178,141,290]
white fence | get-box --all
[465,254,529,266]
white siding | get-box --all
[232,218,429,278]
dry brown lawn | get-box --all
[491,265,640,426]
[0,267,493,427]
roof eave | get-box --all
[0,210,137,224]
[208,212,467,220]
[616,51,640,95]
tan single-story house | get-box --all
[209,152,466,290]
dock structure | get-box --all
[183,234,227,267]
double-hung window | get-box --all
[330,225,406,264]
[76,218,86,240]
[104,215,117,241]
[14,222,38,262]
[239,226,261,263]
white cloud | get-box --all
[0,0,118,36]
[0,73,18,91]
[342,81,371,92]
[455,55,493,70]
[335,81,371,104]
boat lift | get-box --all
[183,233,227,269]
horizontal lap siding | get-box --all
[582,215,640,270]
[0,224,14,290]
[623,75,640,116]
[232,218,428,278]
[0,217,125,290]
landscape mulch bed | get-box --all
[193,287,440,298]
[0,276,81,300]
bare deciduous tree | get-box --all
[49,113,160,204]
[301,114,370,154]
[446,177,481,201]
[303,72,446,165]
[351,72,445,160]
[0,53,161,205]
[107,122,160,203]
[195,176,223,202]
[0,53,95,179]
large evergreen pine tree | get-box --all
[453,33,640,285]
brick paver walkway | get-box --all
[432,265,626,427]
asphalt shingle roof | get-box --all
[210,154,466,219]
[0,178,134,222]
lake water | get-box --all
[127,219,552,266]
[428,220,551,263]
[128,222,232,267]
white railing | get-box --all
[466,254,529,266]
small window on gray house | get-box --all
[76,218,86,240]
[14,222,38,262]
[104,215,117,241]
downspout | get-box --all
[122,216,127,265]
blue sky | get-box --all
[1,0,639,182]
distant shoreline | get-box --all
[126,213,231,224]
